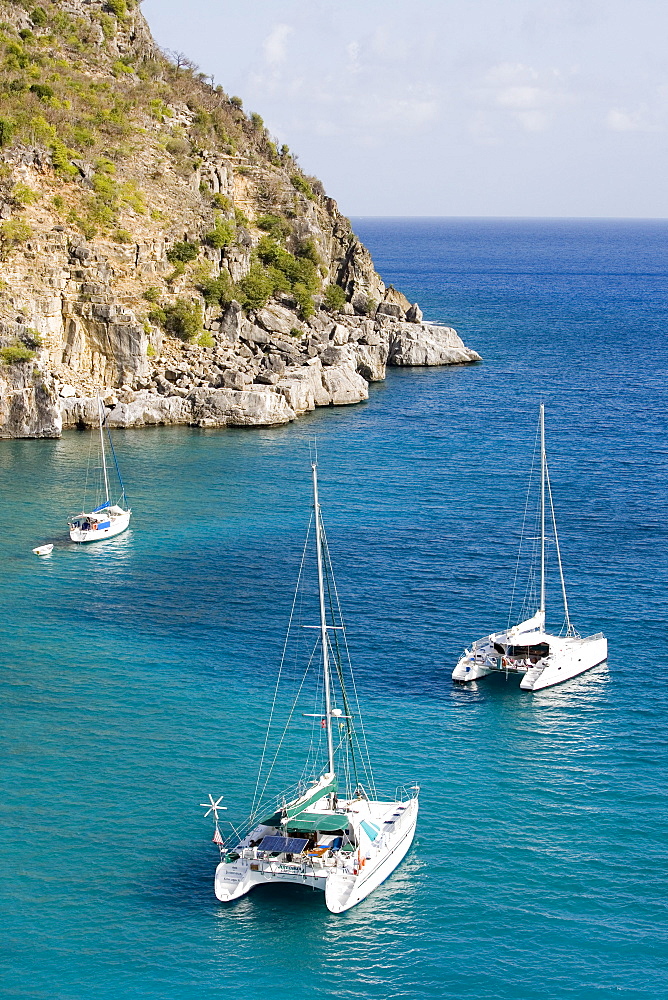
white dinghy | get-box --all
[452,405,607,692]
[32,544,54,557]
[69,398,131,544]
[203,461,419,913]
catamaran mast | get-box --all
[312,461,336,787]
[539,402,546,617]
[98,397,110,506]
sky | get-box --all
[141,0,668,218]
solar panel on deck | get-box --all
[258,836,308,854]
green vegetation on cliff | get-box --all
[0,0,387,371]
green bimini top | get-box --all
[285,812,348,833]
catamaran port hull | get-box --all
[69,510,131,543]
[214,799,418,914]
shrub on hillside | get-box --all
[323,283,346,312]
[1,343,36,365]
[106,0,128,19]
[162,299,202,342]
[238,266,274,310]
[30,7,48,28]
[197,272,233,307]
[165,137,190,157]
[166,241,199,265]
[256,214,291,241]
[0,218,32,259]
[0,118,14,148]
[203,217,235,249]
[291,174,315,200]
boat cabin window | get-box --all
[494,641,550,657]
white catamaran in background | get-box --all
[69,398,131,543]
[452,405,607,691]
[203,461,419,913]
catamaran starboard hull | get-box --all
[70,510,131,543]
[326,800,418,913]
[520,635,607,691]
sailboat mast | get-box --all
[98,397,110,506]
[540,403,546,616]
[312,461,336,783]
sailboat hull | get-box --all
[326,799,418,913]
[520,634,607,690]
[70,510,131,543]
[214,796,419,913]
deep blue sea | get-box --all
[2,218,667,999]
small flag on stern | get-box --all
[212,825,224,846]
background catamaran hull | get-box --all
[453,636,608,691]
[69,511,131,543]
[214,799,419,913]
[521,637,608,691]
[452,658,493,682]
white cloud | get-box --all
[472,62,574,135]
[496,86,547,110]
[605,107,659,132]
[262,23,292,67]
[513,110,549,131]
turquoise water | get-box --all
[2,219,667,998]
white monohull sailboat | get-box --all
[452,405,607,692]
[203,461,419,913]
[68,398,131,543]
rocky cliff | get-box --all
[0,0,479,438]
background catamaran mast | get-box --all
[539,404,574,635]
[312,461,336,799]
[540,402,546,619]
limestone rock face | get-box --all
[255,305,299,337]
[321,363,369,405]
[189,387,295,427]
[388,323,482,366]
[0,365,61,439]
[4,310,481,437]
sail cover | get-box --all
[285,813,347,833]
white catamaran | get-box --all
[69,398,131,543]
[203,461,419,913]
[452,405,607,692]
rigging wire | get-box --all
[248,515,313,823]
[248,642,318,827]
[102,411,128,507]
[544,453,577,637]
[321,535,361,797]
[508,418,540,628]
[321,523,377,799]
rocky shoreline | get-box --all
[1,296,480,437]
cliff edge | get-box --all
[0,0,480,438]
